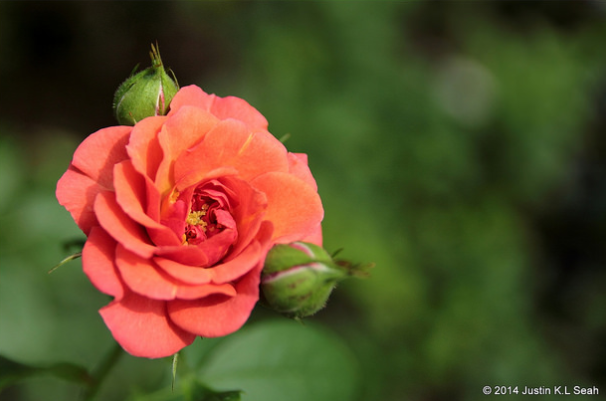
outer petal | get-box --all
[287,153,318,191]
[209,95,268,131]
[94,191,156,258]
[174,119,288,184]
[168,85,215,116]
[168,85,268,131]
[82,226,125,299]
[56,167,102,235]
[71,126,131,190]
[99,291,195,358]
[251,172,324,243]
[167,262,263,338]
[300,224,323,247]
[115,244,181,300]
[115,245,236,301]
[126,116,166,181]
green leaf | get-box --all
[198,320,358,401]
[184,381,241,401]
[0,355,92,390]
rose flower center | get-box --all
[183,192,225,245]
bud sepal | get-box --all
[261,242,349,319]
[112,44,179,126]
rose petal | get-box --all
[72,126,131,189]
[168,85,215,116]
[217,176,268,259]
[287,153,318,191]
[251,172,324,243]
[94,191,156,258]
[154,257,214,284]
[115,244,181,300]
[211,240,262,284]
[174,120,288,185]
[126,116,166,181]
[100,291,195,358]
[56,167,102,235]
[82,227,124,299]
[168,85,268,131]
[210,95,269,131]
[154,245,209,267]
[114,161,180,247]
[167,262,263,337]
[299,223,323,246]
[175,282,236,300]
[155,106,219,194]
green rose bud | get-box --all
[261,242,348,319]
[113,44,179,126]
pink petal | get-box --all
[56,167,102,235]
[94,191,156,258]
[299,223,323,247]
[155,106,219,193]
[251,172,324,243]
[210,95,269,131]
[82,227,125,299]
[167,262,263,337]
[175,282,236,300]
[99,291,195,358]
[211,240,262,284]
[71,126,131,190]
[126,116,166,181]
[168,85,215,116]
[113,161,180,247]
[219,176,268,259]
[154,257,214,284]
[154,245,209,267]
[115,244,181,300]
[287,153,318,191]
[174,120,288,185]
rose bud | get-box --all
[112,44,178,125]
[261,242,348,319]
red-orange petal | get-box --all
[94,191,156,258]
[210,95,269,131]
[99,291,195,358]
[82,227,125,300]
[115,244,181,300]
[168,85,215,116]
[156,106,219,193]
[211,240,262,284]
[154,257,214,284]
[113,161,180,247]
[251,172,324,243]
[175,120,288,184]
[167,262,263,337]
[56,167,102,235]
[175,282,236,300]
[300,223,323,247]
[71,126,131,190]
[287,153,318,191]
[126,116,166,181]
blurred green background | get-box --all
[1,2,605,400]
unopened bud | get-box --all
[113,44,178,126]
[261,242,348,319]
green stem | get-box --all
[81,342,124,401]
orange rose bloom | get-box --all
[56,85,323,358]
